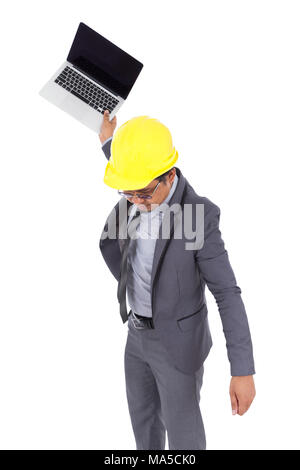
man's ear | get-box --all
[170,167,176,183]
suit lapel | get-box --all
[101,196,135,252]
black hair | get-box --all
[157,167,175,184]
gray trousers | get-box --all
[124,313,206,450]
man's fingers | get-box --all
[237,398,252,416]
[230,392,238,415]
[104,109,116,124]
[237,401,247,416]
[230,393,252,416]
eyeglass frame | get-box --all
[117,180,162,200]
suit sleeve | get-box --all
[99,218,121,282]
[195,203,255,376]
[101,137,113,161]
[100,137,121,280]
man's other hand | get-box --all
[230,375,256,416]
[99,110,117,145]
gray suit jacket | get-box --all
[99,139,255,376]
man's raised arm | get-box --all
[99,109,117,160]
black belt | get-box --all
[129,310,154,329]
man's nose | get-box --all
[131,195,145,203]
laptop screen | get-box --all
[67,22,143,100]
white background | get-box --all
[1,0,299,450]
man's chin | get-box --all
[137,203,159,212]
[137,203,150,211]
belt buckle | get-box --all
[131,311,146,329]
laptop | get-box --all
[39,22,143,133]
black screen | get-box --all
[67,23,143,99]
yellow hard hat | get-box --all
[103,115,179,190]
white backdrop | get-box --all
[1,0,299,450]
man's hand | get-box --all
[99,109,117,145]
[230,375,256,416]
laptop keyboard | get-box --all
[54,66,119,114]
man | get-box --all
[98,110,256,450]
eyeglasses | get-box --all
[117,180,161,200]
